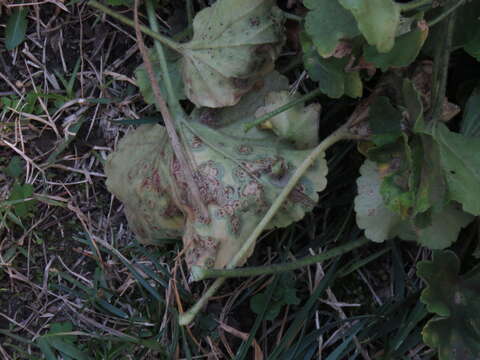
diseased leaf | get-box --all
[432,123,480,215]
[105,125,185,245]
[338,0,400,53]
[304,0,359,58]
[417,251,480,360]
[364,26,428,72]
[106,73,328,269]
[5,8,28,50]
[254,90,321,149]
[354,160,407,243]
[135,51,186,106]
[460,87,480,136]
[179,0,285,107]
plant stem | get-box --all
[145,0,182,116]
[88,0,182,52]
[244,88,322,132]
[282,11,303,22]
[427,0,465,27]
[429,5,456,123]
[179,123,351,326]
[399,0,432,12]
[192,238,368,280]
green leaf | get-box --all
[460,87,480,136]
[135,52,186,107]
[4,156,24,178]
[46,337,90,360]
[303,47,362,99]
[304,0,359,57]
[465,31,480,61]
[432,123,480,215]
[8,182,36,218]
[338,0,400,53]
[254,90,321,149]
[180,0,285,107]
[5,8,28,50]
[250,273,299,321]
[364,26,428,72]
[368,96,402,146]
[417,251,480,360]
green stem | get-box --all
[399,0,432,12]
[145,0,183,117]
[427,0,465,27]
[244,88,322,132]
[282,11,303,22]
[88,0,182,52]
[429,5,456,123]
[186,0,194,27]
[192,238,368,280]
[179,123,351,326]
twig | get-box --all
[179,123,352,326]
[134,0,208,220]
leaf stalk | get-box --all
[399,0,432,12]
[179,123,352,326]
[191,238,368,280]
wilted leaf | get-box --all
[417,251,480,360]
[460,87,480,136]
[135,50,186,106]
[432,123,480,215]
[304,0,359,58]
[338,0,400,53]
[364,26,428,72]
[179,0,285,107]
[5,8,28,50]
[254,90,320,149]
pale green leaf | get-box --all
[180,0,285,107]
[433,123,480,215]
[254,90,320,149]
[355,160,406,243]
[304,0,359,57]
[5,8,28,50]
[338,0,400,53]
